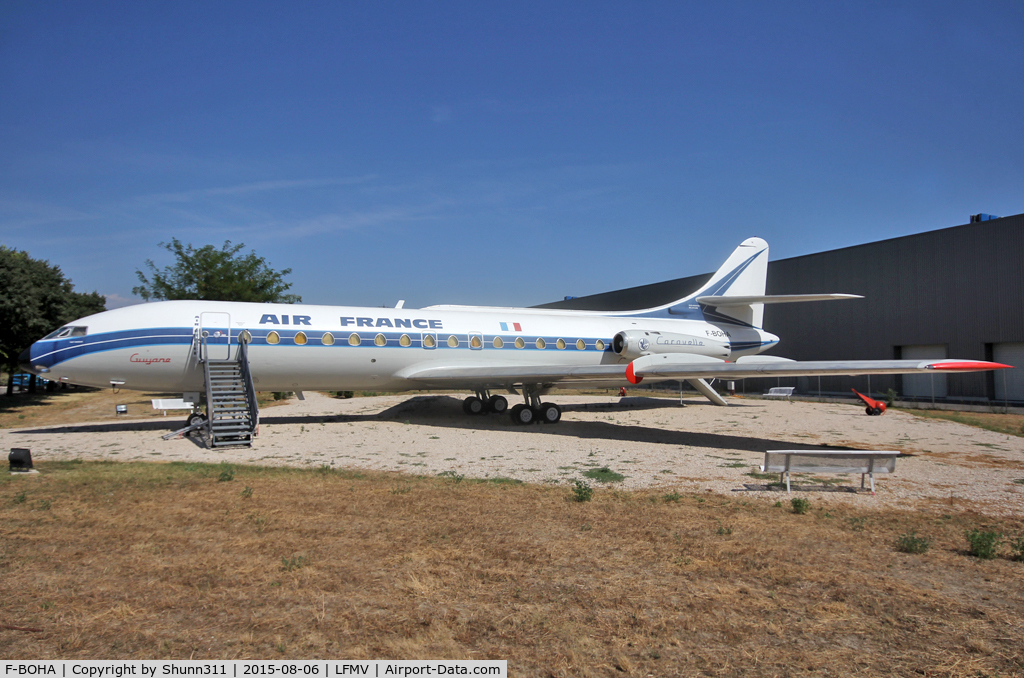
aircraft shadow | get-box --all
[263,395,842,453]
[16,420,189,434]
[15,395,842,454]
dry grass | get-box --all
[903,407,1024,438]
[2,461,1023,675]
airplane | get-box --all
[19,237,1009,437]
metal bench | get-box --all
[761,449,901,494]
[764,386,795,398]
[151,398,196,416]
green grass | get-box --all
[483,477,523,486]
[570,480,593,502]
[965,529,1002,559]
[895,532,930,554]
[582,467,625,483]
[281,555,309,572]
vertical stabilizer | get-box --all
[670,237,769,326]
[622,237,770,327]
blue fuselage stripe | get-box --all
[30,327,616,368]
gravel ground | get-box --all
[5,391,1024,515]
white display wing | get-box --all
[396,362,626,389]
[624,354,1010,384]
[395,356,1009,389]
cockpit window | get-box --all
[42,326,87,340]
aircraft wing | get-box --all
[396,362,627,389]
[396,355,1009,389]
[625,354,1010,384]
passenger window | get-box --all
[267,331,280,345]
[399,334,412,347]
[515,337,525,349]
[493,336,504,348]
[239,330,252,343]
[447,335,459,347]
[295,331,308,345]
[470,335,482,348]
[576,339,586,350]
[596,339,606,351]
[423,333,436,348]
[556,338,566,350]
[349,333,361,346]
[375,333,387,346]
[322,332,335,345]
[536,338,546,349]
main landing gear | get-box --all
[462,392,509,416]
[509,401,561,425]
[462,388,562,425]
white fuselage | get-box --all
[25,300,779,393]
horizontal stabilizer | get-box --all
[696,294,862,307]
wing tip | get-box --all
[928,361,1013,371]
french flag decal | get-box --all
[499,322,523,332]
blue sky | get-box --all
[2,1,1022,309]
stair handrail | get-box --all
[200,334,215,442]
[236,335,260,435]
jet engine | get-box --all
[612,330,729,361]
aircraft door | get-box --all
[200,312,232,360]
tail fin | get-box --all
[626,237,769,326]
[619,237,860,327]
[691,236,769,327]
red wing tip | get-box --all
[929,361,1013,371]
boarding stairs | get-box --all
[201,336,260,448]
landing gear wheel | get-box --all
[539,402,561,424]
[865,406,873,415]
[487,395,508,414]
[463,396,485,415]
[871,407,883,416]
[510,404,534,425]
[188,412,207,428]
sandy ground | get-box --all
[4,391,1024,515]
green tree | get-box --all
[0,246,106,394]
[133,239,301,303]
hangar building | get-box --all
[540,212,1024,405]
